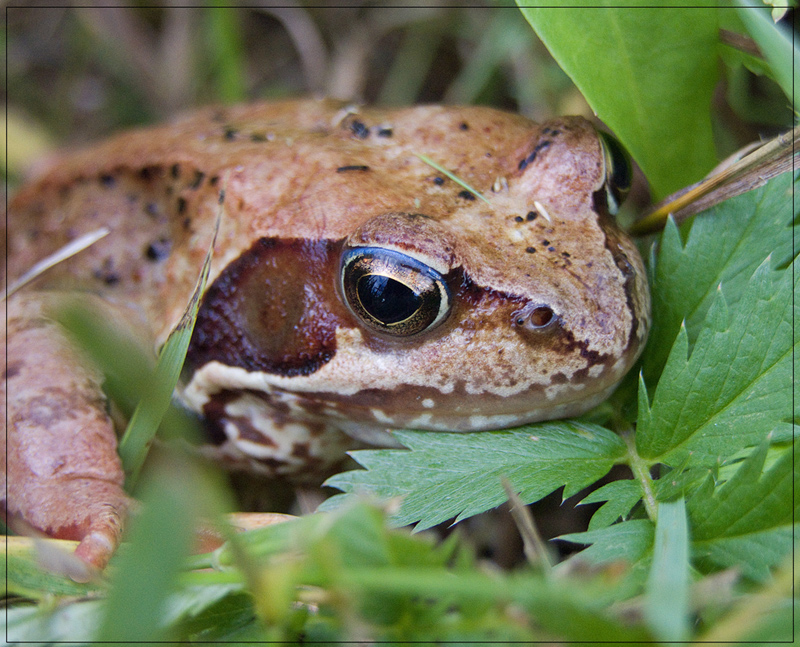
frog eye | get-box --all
[340,247,451,336]
[598,130,633,215]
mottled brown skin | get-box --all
[5,98,650,568]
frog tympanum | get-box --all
[3,99,649,569]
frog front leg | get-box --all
[2,292,132,571]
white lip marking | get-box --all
[588,365,605,378]
[422,398,435,409]
[371,408,394,423]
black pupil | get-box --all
[357,274,421,324]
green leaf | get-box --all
[693,527,794,583]
[517,1,719,198]
[636,253,795,465]
[687,440,795,541]
[683,440,796,581]
[558,519,654,565]
[645,499,689,642]
[579,479,642,530]
[323,422,626,529]
[735,2,800,111]
[97,453,225,642]
[642,172,795,386]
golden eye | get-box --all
[598,130,633,215]
[340,247,450,336]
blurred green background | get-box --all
[5,3,791,186]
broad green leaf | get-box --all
[5,600,104,644]
[323,422,626,529]
[642,172,795,386]
[687,441,795,542]
[636,254,795,465]
[517,1,719,198]
[97,454,221,643]
[645,499,689,642]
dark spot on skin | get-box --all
[518,140,552,171]
[190,170,205,189]
[139,166,160,182]
[224,127,238,141]
[548,246,556,252]
[336,165,370,173]
[100,174,115,188]
[377,127,393,137]
[350,120,369,139]
[94,258,120,285]
[18,390,86,426]
[218,190,226,205]
[210,175,219,186]
[542,239,550,245]
[145,202,160,218]
[459,122,469,130]
[145,237,172,262]
[433,177,445,186]
[177,197,187,214]
[291,443,312,459]
[457,190,476,201]
[4,362,22,380]
[561,251,571,258]
[515,216,524,223]
[171,164,180,179]
[526,247,536,253]
[250,133,268,142]
[126,193,138,204]
[543,127,551,134]
[182,217,192,230]
[550,129,561,136]
[526,211,537,221]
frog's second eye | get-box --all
[598,130,633,215]
[341,247,450,336]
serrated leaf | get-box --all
[687,440,795,541]
[323,422,626,530]
[579,480,642,531]
[517,1,719,198]
[636,254,795,465]
[693,527,794,582]
[558,519,654,565]
[643,172,795,385]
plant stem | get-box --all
[623,432,658,522]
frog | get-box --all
[3,98,650,570]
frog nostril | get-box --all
[513,304,557,332]
[529,306,554,327]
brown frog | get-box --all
[3,98,650,569]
